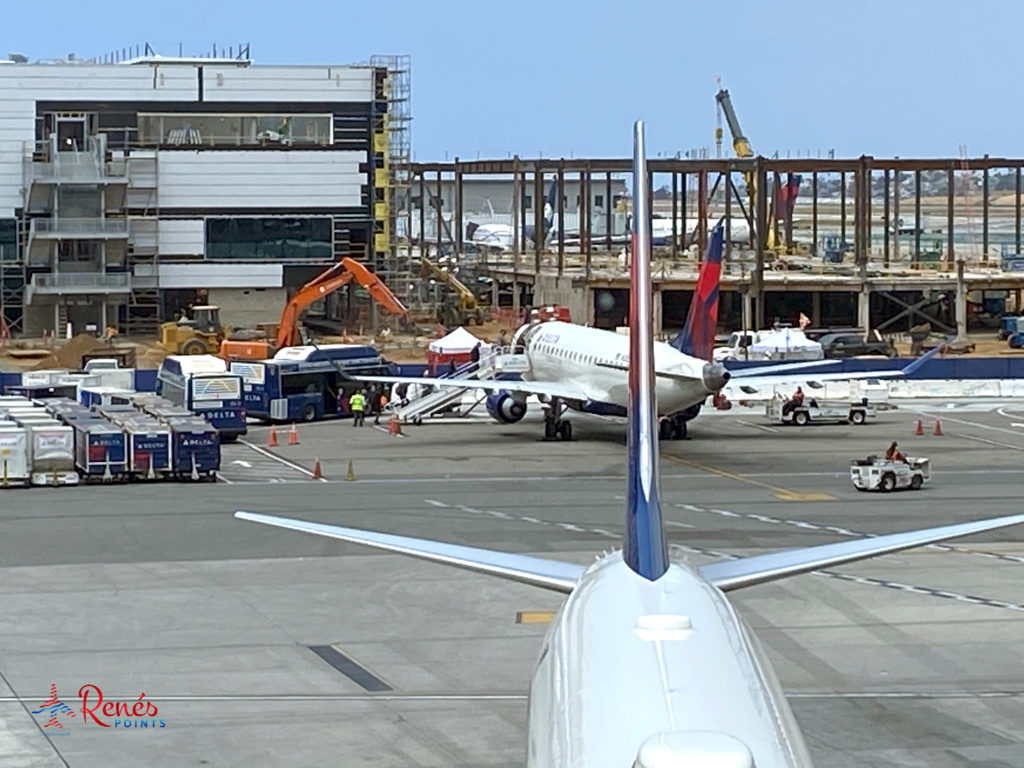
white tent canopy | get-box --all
[749,329,823,361]
[428,327,489,354]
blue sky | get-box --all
[6,0,1020,161]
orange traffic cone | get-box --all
[388,415,403,436]
[311,458,323,480]
[288,423,300,445]
[914,419,923,436]
[268,426,279,447]
[933,419,943,436]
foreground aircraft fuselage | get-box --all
[528,554,811,767]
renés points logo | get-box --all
[33,684,166,731]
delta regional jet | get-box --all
[236,122,1024,766]
[364,226,935,442]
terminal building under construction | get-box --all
[1,46,1024,343]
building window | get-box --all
[523,195,533,210]
[0,219,15,261]
[138,113,333,148]
[205,217,333,260]
[595,194,604,208]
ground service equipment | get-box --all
[851,456,930,491]
[767,397,874,426]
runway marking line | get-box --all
[516,611,556,624]
[660,453,836,502]
[237,439,329,482]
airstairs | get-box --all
[389,348,529,424]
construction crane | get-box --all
[715,86,799,254]
[715,89,753,158]
[419,257,484,327]
[220,258,408,362]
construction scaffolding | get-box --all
[368,55,430,325]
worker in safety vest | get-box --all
[349,389,367,427]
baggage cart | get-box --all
[0,426,30,487]
[72,421,128,481]
[167,417,220,481]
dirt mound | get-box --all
[29,353,61,371]
[54,334,106,369]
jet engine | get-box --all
[486,392,527,423]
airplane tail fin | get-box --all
[670,225,724,360]
[623,121,669,582]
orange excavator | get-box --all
[219,257,408,362]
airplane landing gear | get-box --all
[543,399,573,441]
[658,415,689,440]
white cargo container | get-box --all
[20,370,71,388]
[0,426,30,486]
[23,421,78,486]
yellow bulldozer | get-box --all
[159,305,228,355]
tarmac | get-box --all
[1,400,1024,767]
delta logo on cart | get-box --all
[33,684,166,732]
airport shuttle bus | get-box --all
[230,344,396,423]
[156,355,247,440]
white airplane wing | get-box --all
[358,375,590,402]
[235,511,584,593]
[727,339,948,392]
[236,510,1024,596]
[700,513,1024,591]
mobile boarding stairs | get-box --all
[389,348,528,424]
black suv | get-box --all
[817,332,896,359]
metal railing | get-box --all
[29,218,129,236]
[30,273,131,290]
[24,134,126,184]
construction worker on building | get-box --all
[349,389,367,427]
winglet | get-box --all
[623,121,669,582]
[670,224,724,360]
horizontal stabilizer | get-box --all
[700,513,1024,591]
[235,511,584,593]
[728,359,842,378]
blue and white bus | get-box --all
[156,355,247,440]
[230,344,396,423]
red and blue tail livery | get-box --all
[672,224,724,361]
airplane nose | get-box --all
[702,362,730,391]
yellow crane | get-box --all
[715,87,796,254]
[419,257,484,327]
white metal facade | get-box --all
[0,59,383,335]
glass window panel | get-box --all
[139,113,331,147]
[205,217,332,260]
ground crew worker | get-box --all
[336,388,348,417]
[783,386,804,417]
[885,441,906,462]
[349,389,366,427]
[368,385,384,425]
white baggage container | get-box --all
[0,426,30,486]
[24,422,78,486]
